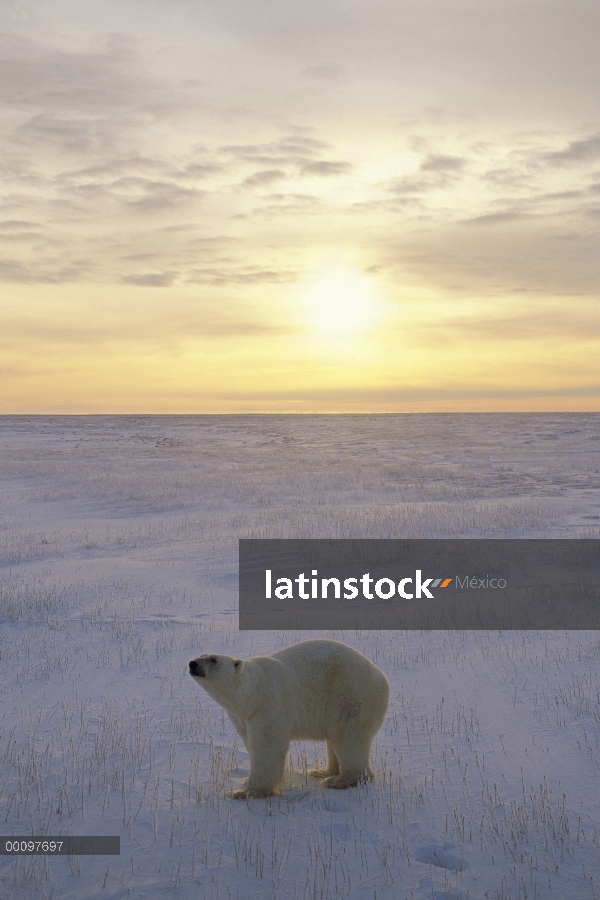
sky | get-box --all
[1,0,600,413]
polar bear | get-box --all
[188,639,389,799]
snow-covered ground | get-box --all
[1,413,600,900]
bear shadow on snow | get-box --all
[188,639,390,799]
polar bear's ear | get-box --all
[234,659,242,670]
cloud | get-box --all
[388,152,467,195]
[249,192,321,216]
[275,135,329,155]
[242,169,287,187]
[545,134,600,165]
[186,265,298,285]
[462,210,532,226]
[0,33,143,113]
[62,157,170,179]
[178,162,223,179]
[482,167,532,189]
[460,180,599,227]
[172,0,599,118]
[219,135,330,168]
[0,230,44,242]
[13,113,115,153]
[299,160,351,176]
[0,258,82,283]
[65,176,203,212]
[382,217,600,296]
[235,155,352,182]
[121,272,176,287]
[0,219,42,241]
[388,178,432,196]
[420,154,464,172]
[0,219,40,229]
[119,252,161,262]
[120,180,201,212]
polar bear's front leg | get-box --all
[226,720,290,800]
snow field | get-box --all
[1,414,600,899]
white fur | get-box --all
[188,639,390,799]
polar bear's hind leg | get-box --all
[322,732,375,789]
[308,740,340,779]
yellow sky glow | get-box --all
[1,1,599,412]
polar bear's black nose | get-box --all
[189,660,205,677]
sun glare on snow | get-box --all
[296,266,387,345]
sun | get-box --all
[295,266,387,345]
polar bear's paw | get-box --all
[322,772,373,789]
[226,786,277,800]
[308,766,336,779]
[321,775,352,789]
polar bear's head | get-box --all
[189,654,243,687]
[189,653,260,714]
